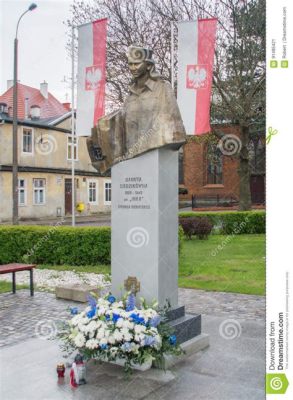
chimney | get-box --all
[25,98,29,119]
[62,102,71,111]
[30,105,41,120]
[7,80,14,90]
[40,81,48,99]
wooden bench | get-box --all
[0,263,36,296]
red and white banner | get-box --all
[76,19,107,136]
[177,19,217,135]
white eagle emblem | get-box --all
[85,66,102,90]
[186,65,208,89]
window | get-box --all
[67,136,78,160]
[33,178,46,205]
[22,128,33,153]
[104,181,111,204]
[206,144,223,184]
[88,180,98,204]
[18,179,26,206]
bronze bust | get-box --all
[87,46,186,173]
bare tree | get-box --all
[68,0,265,210]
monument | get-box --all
[88,46,208,349]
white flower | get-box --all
[108,335,116,344]
[113,329,123,342]
[74,333,86,348]
[134,334,145,343]
[124,332,133,342]
[112,301,123,309]
[96,329,105,340]
[104,329,111,338]
[134,325,146,334]
[99,338,107,346]
[97,306,106,316]
[71,315,82,326]
[116,318,124,328]
[86,339,99,349]
[110,347,118,356]
[78,323,87,333]
[122,320,134,330]
[130,343,139,353]
[86,320,98,333]
[121,327,129,336]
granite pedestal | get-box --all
[111,148,179,307]
[111,148,205,346]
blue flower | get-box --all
[112,313,120,323]
[107,295,116,304]
[130,313,145,325]
[169,335,177,345]
[70,307,79,315]
[100,343,108,350]
[149,315,161,328]
[86,308,96,318]
[105,314,111,321]
[121,342,131,352]
[87,294,97,309]
[126,293,136,312]
[144,335,156,346]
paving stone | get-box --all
[0,289,265,400]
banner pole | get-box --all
[171,21,174,89]
[71,25,75,227]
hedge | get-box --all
[179,211,265,234]
[0,226,111,266]
[0,225,184,266]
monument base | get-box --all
[166,306,201,344]
[153,334,210,369]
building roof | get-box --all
[0,83,68,121]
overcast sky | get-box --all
[0,0,73,103]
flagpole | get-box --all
[71,25,75,227]
[171,20,174,89]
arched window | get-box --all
[206,143,223,184]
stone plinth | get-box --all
[111,148,179,307]
[55,284,100,302]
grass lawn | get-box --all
[2,234,264,296]
[0,281,28,294]
[179,234,265,295]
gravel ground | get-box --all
[0,269,107,291]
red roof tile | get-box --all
[0,83,68,120]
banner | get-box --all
[177,18,217,135]
[76,18,107,136]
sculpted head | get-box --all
[127,46,159,81]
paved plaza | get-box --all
[0,289,265,400]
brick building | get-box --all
[179,124,265,209]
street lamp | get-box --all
[12,3,37,225]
